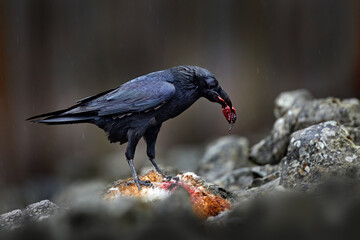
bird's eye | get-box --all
[205,78,217,89]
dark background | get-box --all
[0,0,359,212]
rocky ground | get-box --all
[1,89,360,239]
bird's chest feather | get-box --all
[155,93,200,122]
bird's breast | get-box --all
[154,95,200,123]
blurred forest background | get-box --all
[0,0,360,212]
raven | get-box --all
[28,66,236,190]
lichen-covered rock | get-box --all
[210,164,280,191]
[251,90,360,165]
[211,167,253,191]
[0,209,23,230]
[0,200,60,230]
[197,136,249,182]
[274,89,313,118]
[294,98,360,130]
[250,109,299,164]
[234,178,283,202]
[280,121,360,191]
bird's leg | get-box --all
[149,158,171,180]
[127,158,152,190]
[126,130,152,191]
[144,125,177,181]
[149,158,179,182]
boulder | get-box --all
[280,121,360,191]
[197,136,250,182]
[251,90,360,165]
[0,200,60,230]
[210,164,280,191]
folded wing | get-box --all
[28,73,176,124]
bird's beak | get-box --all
[206,88,237,131]
[218,96,237,131]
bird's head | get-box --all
[192,67,237,131]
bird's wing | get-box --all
[68,74,176,116]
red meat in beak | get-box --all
[218,96,237,131]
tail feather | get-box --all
[27,106,97,125]
[33,115,95,125]
[27,88,116,124]
[27,108,72,121]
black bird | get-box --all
[28,66,237,190]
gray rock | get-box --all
[211,164,280,191]
[248,172,279,189]
[250,164,280,178]
[294,98,360,130]
[0,209,23,230]
[212,167,254,191]
[250,109,299,165]
[53,180,106,210]
[274,89,313,118]
[197,136,249,182]
[280,121,360,191]
[251,90,360,165]
[0,200,60,230]
[165,145,203,172]
[25,200,60,221]
[234,178,283,202]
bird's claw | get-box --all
[129,178,153,191]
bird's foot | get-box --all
[129,178,153,191]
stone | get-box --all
[210,164,280,191]
[250,110,299,165]
[197,136,250,182]
[274,89,313,118]
[234,178,283,202]
[53,180,107,210]
[251,90,360,165]
[0,200,60,230]
[280,121,360,191]
[25,200,60,221]
[212,167,254,191]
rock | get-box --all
[164,145,204,172]
[234,178,283,202]
[210,164,280,191]
[197,136,250,182]
[280,121,360,191]
[0,200,60,230]
[274,89,313,118]
[207,177,284,226]
[214,184,360,239]
[294,98,360,130]
[251,90,360,165]
[0,209,23,230]
[53,180,107,210]
[250,110,299,165]
[212,167,254,191]
[250,164,280,178]
[248,171,279,189]
[25,200,60,221]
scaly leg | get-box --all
[126,130,152,191]
[127,158,152,190]
[144,124,175,181]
